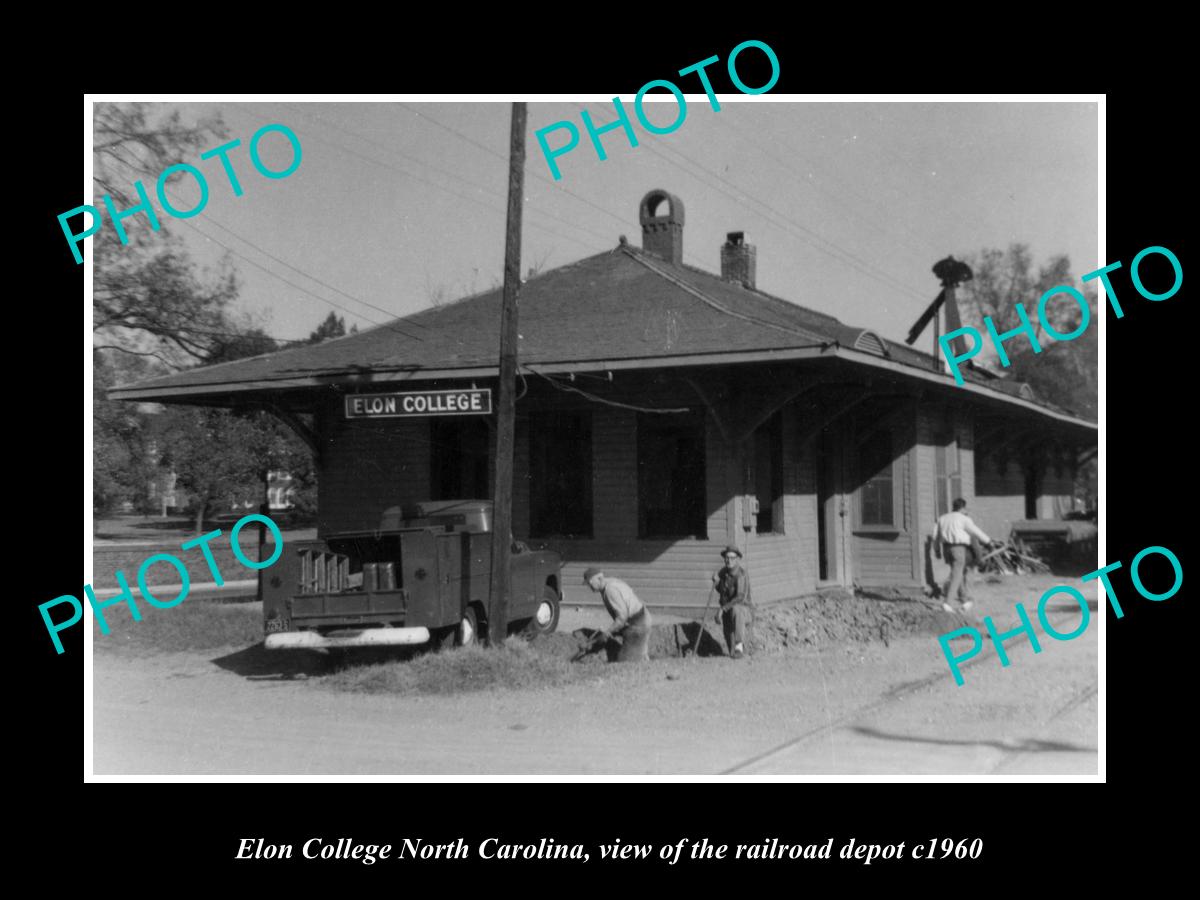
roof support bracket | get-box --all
[728,376,831,445]
[249,402,321,464]
[794,387,872,446]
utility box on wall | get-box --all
[741,494,759,530]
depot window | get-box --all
[934,423,963,520]
[637,409,707,539]
[857,428,896,527]
[530,412,593,538]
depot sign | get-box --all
[345,389,493,419]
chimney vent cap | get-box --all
[726,231,745,245]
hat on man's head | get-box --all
[582,567,603,582]
[721,546,742,558]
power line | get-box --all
[228,103,608,258]
[648,135,931,304]
[394,103,636,233]
[280,102,620,251]
[168,216,404,337]
[394,103,715,270]
[738,115,943,261]
[522,364,689,414]
[195,213,427,340]
[581,102,933,307]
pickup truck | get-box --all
[262,500,563,650]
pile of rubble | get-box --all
[532,587,964,662]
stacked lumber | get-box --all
[976,538,1050,575]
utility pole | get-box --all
[488,102,526,646]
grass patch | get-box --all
[96,601,262,655]
[324,639,582,696]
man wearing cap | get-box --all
[582,568,652,662]
[713,546,752,659]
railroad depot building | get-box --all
[111,190,1097,611]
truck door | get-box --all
[400,530,439,628]
[436,532,466,628]
[509,545,538,622]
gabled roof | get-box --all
[108,243,1095,430]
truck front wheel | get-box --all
[522,587,561,637]
[459,606,480,647]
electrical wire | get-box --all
[281,102,619,251]
[736,114,943,261]
[521,364,689,414]
[191,213,426,340]
[227,103,607,258]
[581,102,932,307]
[394,103,637,232]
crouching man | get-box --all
[583,567,652,662]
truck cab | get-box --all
[262,500,563,650]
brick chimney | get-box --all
[720,232,756,289]
[639,189,685,265]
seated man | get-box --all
[713,546,752,659]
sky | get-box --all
[120,98,1098,351]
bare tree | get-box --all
[91,103,240,367]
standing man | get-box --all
[713,546,752,659]
[936,498,995,613]
[583,567,652,662]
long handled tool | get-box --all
[571,629,608,663]
[690,587,718,657]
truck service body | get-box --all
[262,499,562,649]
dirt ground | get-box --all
[90,573,1099,777]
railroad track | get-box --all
[721,608,1098,776]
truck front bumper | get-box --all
[265,626,431,650]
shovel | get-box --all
[571,629,608,663]
[688,587,718,658]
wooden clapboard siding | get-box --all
[317,405,431,537]
[592,408,638,540]
[743,533,807,600]
[1038,465,1076,519]
[552,540,722,609]
[915,402,945,589]
[973,426,1026,540]
[705,414,731,543]
[770,398,820,596]
[851,400,920,586]
[854,532,915,585]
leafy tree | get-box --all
[308,311,347,344]
[152,322,331,530]
[94,351,161,514]
[963,244,1073,343]
[153,407,262,531]
[960,243,1097,418]
[960,244,1098,511]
